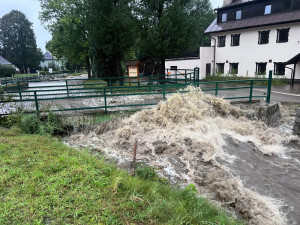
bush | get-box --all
[39,111,65,135]
[17,111,66,135]
[0,64,15,77]
[20,114,41,134]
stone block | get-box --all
[254,102,281,126]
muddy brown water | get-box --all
[65,88,300,225]
[218,137,300,225]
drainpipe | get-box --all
[286,66,295,87]
[211,37,216,75]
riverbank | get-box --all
[0,127,241,225]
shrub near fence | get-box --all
[0,65,15,77]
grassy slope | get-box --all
[0,128,242,225]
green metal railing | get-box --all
[0,70,273,115]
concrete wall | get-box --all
[211,23,300,78]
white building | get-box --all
[40,51,65,70]
[166,0,300,83]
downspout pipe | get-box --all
[285,66,295,87]
[211,37,216,75]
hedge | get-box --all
[0,64,16,77]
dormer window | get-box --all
[283,0,292,11]
[236,10,242,20]
[222,13,227,22]
[264,5,272,15]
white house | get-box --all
[40,51,65,70]
[166,0,300,83]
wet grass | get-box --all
[0,127,242,225]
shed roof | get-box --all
[0,56,12,65]
[124,60,142,66]
[286,53,300,65]
[205,10,300,34]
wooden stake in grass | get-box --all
[133,138,138,176]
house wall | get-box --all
[211,22,300,79]
[296,62,300,79]
[199,47,214,79]
[165,58,200,70]
[165,47,214,80]
[40,59,65,70]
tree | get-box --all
[134,0,214,76]
[39,0,92,77]
[87,0,136,82]
[0,10,44,73]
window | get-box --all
[217,63,225,74]
[277,28,290,43]
[229,63,238,74]
[258,31,270,44]
[231,34,240,46]
[264,5,272,15]
[274,63,285,75]
[256,63,267,75]
[283,0,292,11]
[222,13,227,22]
[236,10,242,20]
[218,36,226,47]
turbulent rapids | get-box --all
[65,87,300,225]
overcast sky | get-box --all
[0,0,223,53]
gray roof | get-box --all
[205,10,300,34]
[44,51,53,60]
[0,55,12,65]
[286,53,300,65]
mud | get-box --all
[64,87,299,225]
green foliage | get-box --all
[88,0,136,81]
[0,65,15,77]
[0,10,44,73]
[39,111,66,135]
[0,129,242,224]
[136,162,159,181]
[39,0,91,77]
[20,114,41,134]
[0,109,23,128]
[15,111,66,136]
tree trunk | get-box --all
[116,58,124,86]
[86,55,91,78]
[157,58,165,84]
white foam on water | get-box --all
[65,87,298,225]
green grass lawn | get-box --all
[0,127,242,225]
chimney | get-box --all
[223,0,232,6]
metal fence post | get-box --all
[215,82,218,96]
[266,70,272,103]
[104,88,107,113]
[249,80,253,103]
[17,81,22,100]
[66,80,69,97]
[163,84,166,101]
[34,91,39,113]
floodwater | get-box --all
[218,137,300,224]
[65,87,300,225]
